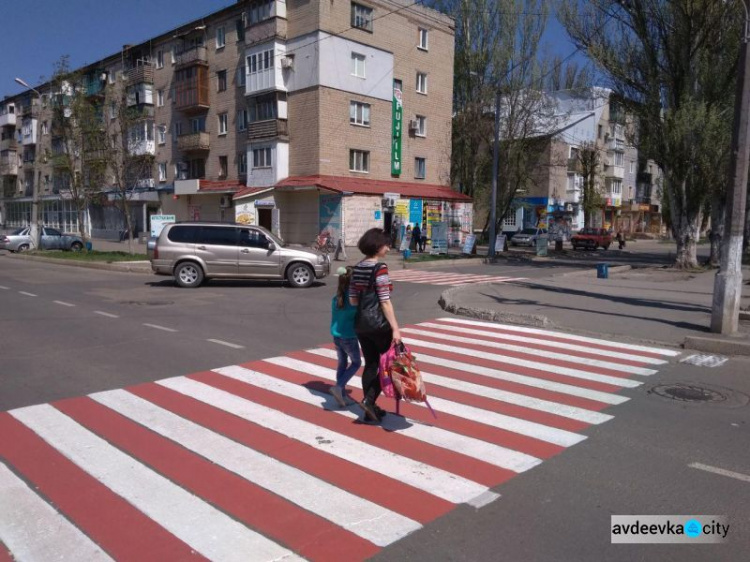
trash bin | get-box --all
[85,241,93,251]
[403,249,412,260]
[596,263,609,279]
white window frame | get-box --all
[156,50,164,69]
[415,115,426,137]
[349,149,370,173]
[238,109,248,131]
[418,28,429,50]
[174,121,182,140]
[170,46,176,65]
[351,53,366,78]
[217,69,227,92]
[237,64,247,87]
[414,157,426,179]
[41,121,49,135]
[416,72,428,94]
[157,125,167,145]
[157,89,164,107]
[252,147,272,168]
[109,102,117,120]
[158,162,167,182]
[219,155,228,179]
[351,3,373,32]
[218,113,228,135]
[614,151,624,167]
[238,152,247,175]
[349,101,371,126]
[247,49,275,75]
[216,26,226,49]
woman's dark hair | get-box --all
[358,228,391,257]
[336,267,353,309]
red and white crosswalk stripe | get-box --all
[0,317,679,561]
[387,270,528,286]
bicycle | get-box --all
[312,230,336,254]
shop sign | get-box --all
[391,88,403,176]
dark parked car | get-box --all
[0,227,85,252]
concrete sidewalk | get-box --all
[441,265,750,354]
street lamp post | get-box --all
[13,77,42,249]
[711,1,750,334]
[488,90,501,259]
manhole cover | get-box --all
[118,300,174,306]
[649,383,726,403]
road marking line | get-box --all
[207,339,244,349]
[0,285,9,290]
[18,291,37,297]
[94,311,119,318]
[143,323,178,333]
[92,389,420,546]
[0,463,114,562]
[10,404,302,562]
[158,377,495,505]
[689,463,750,484]
[53,300,76,307]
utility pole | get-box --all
[711,1,750,334]
[488,90,501,259]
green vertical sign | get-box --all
[391,87,403,176]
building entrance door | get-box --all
[258,208,273,231]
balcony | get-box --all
[605,163,624,179]
[566,158,581,174]
[0,156,18,176]
[126,65,154,85]
[246,17,287,44]
[0,109,16,128]
[21,104,38,118]
[175,69,210,113]
[128,139,156,156]
[176,45,208,68]
[177,131,210,152]
[247,119,288,141]
[21,121,38,146]
[0,137,17,151]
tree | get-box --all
[576,142,602,228]
[559,0,742,268]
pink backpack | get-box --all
[379,341,436,418]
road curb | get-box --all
[5,253,152,274]
[561,265,633,278]
[403,257,486,270]
[438,283,556,328]
[683,335,750,357]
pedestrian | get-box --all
[419,222,428,252]
[616,230,626,250]
[349,228,402,423]
[329,266,361,408]
[411,223,421,252]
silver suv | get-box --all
[148,222,330,288]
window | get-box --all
[197,226,237,246]
[239,228,270,248]
[218,113,228,135]
[351,53,366,78]
[248,0,273,24]
[217,70,227,92]
[156,50,164,69]
[168,225,198,243]
[350,101,370,126]
[236,18,245,42]
[630,161,635,174]
[41,121,49,135]
[351,3,373,31]
[170,46,176,65]
[216,26,226,49]
[109,102,117,120]
[157,89,165,107]
[247,49,275,74]
[611,179,622,194]
[190,116,206,133]
[598,124,603,139]
[41,94,48,108]
[252,147,272,168]
[237,63,247,87]
[190,158,206,179]
[157,125,166,144]
[158,162,167,182]
[415,157,426,179]
[418,28,429,50]
[248,93,277,121]
[219,155,228,179]
[238,152,247,175]
[238,109,248,131]
[414,115,426,137]
[349,149,369,173]
[416,72,428,94]
[614,151,623,166]
[174,121,183,139]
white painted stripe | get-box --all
[418,322,667,365]
[158,377,495,505]
[18,291,37,297]
[439,317,681,356]
[54,300,76,307]
[10,404,302,562]
[0,285,9,290]
[402,336,642,389]
[263,357,585,448]
[207,339,245,349]
[415,352,629,405]
[689,463,750,484]
[93,311,119,318]
[216,364,542,473]
[93,389,419,546]
[143,323,178,333]
[306,348,612,425]
[0,462,113,562]
[402,328,657,376]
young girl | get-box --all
[330,266,362,408]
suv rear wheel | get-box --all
[287,263,314,288]
[174,262,204,288]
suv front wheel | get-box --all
[174,261,204,288]
[287,263,314,288]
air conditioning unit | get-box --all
[408,120,419,131]
[219,195,231,208]
[280,56,294,69]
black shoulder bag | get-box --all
[354,263,391,336]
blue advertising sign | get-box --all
[319,194,342,242]
[409,199,423,226]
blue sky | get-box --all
[1,1,585,100]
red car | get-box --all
[571,228,612,250]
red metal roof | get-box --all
[233,186,274,200]
[275,175,472,202]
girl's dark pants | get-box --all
[357,329,393,403]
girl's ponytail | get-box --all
[336,266,353,308]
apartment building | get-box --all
[501,88,663,236]
[1,0,468,246]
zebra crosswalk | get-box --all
[387,269,528,286]
[0,317,680,562]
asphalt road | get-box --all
[1,248,747,561]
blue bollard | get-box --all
[85,241,93,251]
[596,263,609,279]
[403,249,411,260]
